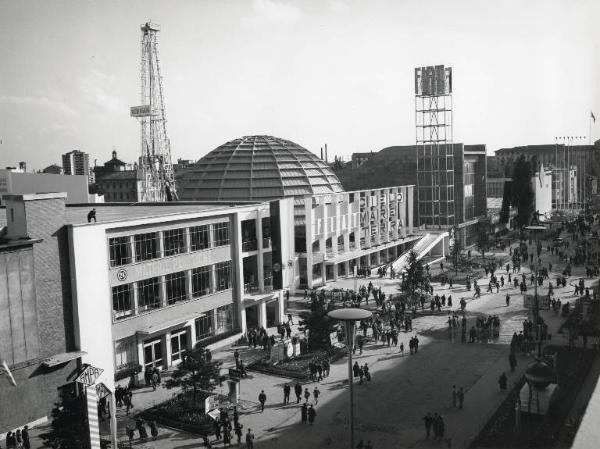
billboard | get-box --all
[130,104,152,117]
[415,65,452,96]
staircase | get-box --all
[391,232,448,273]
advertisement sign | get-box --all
[130,104,152,117]
[74,365,103,386]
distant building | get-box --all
[174,158,194,173]
[487,177,510,198]
[351,152,373,169]
[42,164,63,174]
[0,169,94,205]
[62,150,93,183]
[94,150,142,202]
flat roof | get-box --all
[65,202,254,225]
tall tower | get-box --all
[415,65,454,228]
[130,21,177,202]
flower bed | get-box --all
[248,347,346,379]
[141,391,214,436]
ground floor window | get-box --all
[170,330,188,362]
[195,313,214,340]
[112,284,133,319]
[143,339,163,369]
[312,262,322,279]
[216,304,234,334]
[115,339,137,371]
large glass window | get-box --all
[134,232,159,262]
[190,225,210,251]
[109,237,132,267]
[115,339,137,370]
[216,304,233,334]
[112,284,133,319]
[163,228,186,257]
[195,314,214,340]
[170,330,188,362]
[215,261,232,291]
[165,271,187,305]
[137,277,161,311]
[192,266,211,297]
[213,223,230,247]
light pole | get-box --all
[328,308,372,449]
[525,225,546,356]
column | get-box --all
[321,261,326,285]
[399,186,407,238]
[407,186,414,234]
[160,275,167,307]
[186,269,193,299]
[129,235,136,263]
[333,263,339,281]
[259,301,267,328]
[132,282,139,315]
[188,321,197,350]
[210,265,217,294]
[344,261,350,277]
[305,197,314,288]
[163,334,171,369]
[184,227,191,252]
[158,231,165,258]
[137,339,145,370]
[256,212,264,292]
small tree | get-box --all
[450,229,462,275]
[476,221,490,259]
[401,250,429,305]
[298,292,335,350]
[41,388,91,449]
[165,352,223,409]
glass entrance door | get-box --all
[143,339,163,369]
[170,330,188,362]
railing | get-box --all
[242,240,258,251]
[244,283,259,294]
[349,242,357,250]
[337,244,345,253]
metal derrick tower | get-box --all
[130,21,177,202]
[415,65,454,228]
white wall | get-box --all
[69,224,115,391]
[532,169,553,219]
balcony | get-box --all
[242,240,258,252]
[337,243,345,253]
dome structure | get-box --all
[177,135,344,201]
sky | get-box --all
[0,0,599,171]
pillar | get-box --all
[305,197,314,288]
[256,212,265,292]
[344,261,350,277]
[188,320,197,349]
[333,263,339,281]
[163,334,171,369]
[160,275,167,307]
[259,301,267,328]
[132,282,139,315]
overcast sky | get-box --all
[1,0,599,170]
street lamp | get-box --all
[525,225,546,356]
[328,308,372,449]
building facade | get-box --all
[0,169,92,205]
[62,150,92,183]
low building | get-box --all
[94,150,142,202]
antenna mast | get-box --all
[130,21,177,202]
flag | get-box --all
[0,358,17,387]
[592,111,596,123]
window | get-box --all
[112,284,133,319]
[192,266,211,297]
[165,271,187,305]
[215,261,232,291]
[170,330,188,362]
[135,232,159,262]
[109,236,132,267]
[190,225,210,251]
[195,314,214,340]
[216,304,233,334]
[163,228,186,257]
[115,339,137,370]
[137,277,161,310]
[213,222,230,247]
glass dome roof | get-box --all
[177,135,344,201]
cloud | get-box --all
[0,95,79,117]
[80,69,124,115]
[247,0,302,23]
[328,0,350,13]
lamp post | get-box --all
[525,225,546,356]
[328,308,372,449]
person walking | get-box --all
[21,426,30,449]
[313,386,320,404]
[509,352,517,372]
[295,382,303,403]
[422,412,433,438]
[304,387,311,403]
[308,404,317,425]
[301,402,308,423]
[234,423,243,445]
[283,383,291,405]
[258,390,267,412]
[457,387,465,409]
[498,372,508,391]
[245,428,255,449]
[149,420,158,440]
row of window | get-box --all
[112,261,233,319]
[109,222,230,267]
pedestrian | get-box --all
[301,402,308,423]
[506,294,510,307]
[457,387,465,409]
[151,369,159,391]
[234,423,243,445]
[287,313,294,325]
[304,387,311,402]
[509,352,517,372]
[22,426,30,449]
[258,390,267,412]
[498,372,508,390]
[123,389,133,415]
[452,385,457,407]
[126,426,135,445]
[149,420,158,440]
[365,441,373,449]
[213,419,221,440]
[399,341,404,356]
[357,440,365,449]
[246,428,255,449]
[308,404,317,425]
[353,361,360,379]
[313,386,321,404]
[294,382,303,403]
[283,383,291,404]
[422,412,433,438]
[87,208,96,223]
[223,426,232,447]
[136,418,148,439]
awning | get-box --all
[42,351,87,367]
[135,313,204,336]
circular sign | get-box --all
[273,262,281,272]
[116,269,128,282]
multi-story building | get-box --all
[94,150,143,202]
[62,150,92,183]
[487,178,510,199]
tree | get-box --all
[511,155,534,228]
[298,292,335,350]
[450,227,462,274]
[41,388,91,449]
[165,352,223,409]
[476,221,490,259]
[401,250,429,305]
[499,180,512,224]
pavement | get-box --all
[25,226,600,449]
